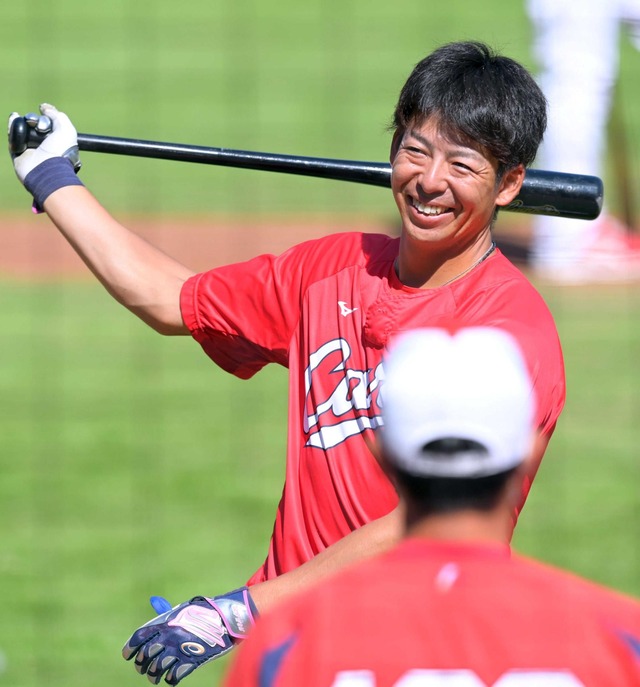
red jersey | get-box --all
[180,233,565,583]
[224,539,640,687]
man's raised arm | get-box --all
[9,104,192,335]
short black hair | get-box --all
[388,438,518,515]
[394,467,517,516]
[392,41,547,172]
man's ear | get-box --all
[495,164,526,207]
[389,129,405,163]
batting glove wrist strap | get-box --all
[205,586,258,640]
[24,156,84,210]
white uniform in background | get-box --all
[527,0,640,282]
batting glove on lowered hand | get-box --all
[8,103,83,212]
[122,587,258,685]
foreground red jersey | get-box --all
[224,539,640,687]
[180,233,566,582]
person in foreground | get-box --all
[224,325,640,687]
[8,41,565,683]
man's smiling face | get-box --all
[390,116,523,257]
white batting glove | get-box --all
[8,103,80,183]
[8,103,84,213]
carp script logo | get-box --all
[304,338,384,449]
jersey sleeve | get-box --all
[180,232,380,379]
[180,237,330,379]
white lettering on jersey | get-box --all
[331,670,585,687]
[304,338,384,449]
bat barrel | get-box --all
[507,169,603,220]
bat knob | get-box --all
[8,114,51,157]
[8,116,28,156]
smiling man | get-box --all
[9,41,565,685]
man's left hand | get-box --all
[122,587,258,685]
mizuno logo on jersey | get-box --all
[338,301,358,317]
[303,337,383,449]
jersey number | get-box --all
[331,670,584,687]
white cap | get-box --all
[380,326,536,478]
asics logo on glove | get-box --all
[179,642,206,657]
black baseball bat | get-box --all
[9,117,603,219]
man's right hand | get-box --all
[8,103,81,183]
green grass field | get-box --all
[1,2,640,686]
[0,282,287,686]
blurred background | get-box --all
[1,1,639,686]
